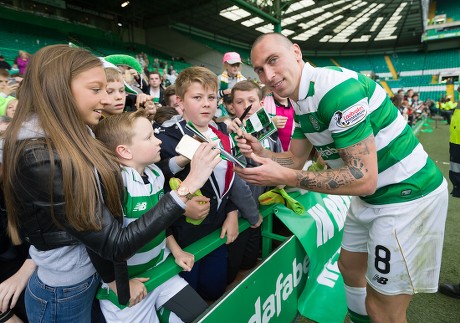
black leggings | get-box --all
[162,284,208,322]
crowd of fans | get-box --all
[390,87,459,126]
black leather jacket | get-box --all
[13,140,185,304]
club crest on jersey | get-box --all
[334,105,366,128]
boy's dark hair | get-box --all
[0,69,10,78]
[164,85,176,105]
[153,106,179,124]
[231,80,262,101]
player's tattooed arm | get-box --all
[271,156,294,167]
[268,138,312,169]
[294,135,375,194]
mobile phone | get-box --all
[175,135,201,160]
[7,78,16,85]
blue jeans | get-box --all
[25,270,100,323]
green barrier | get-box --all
[96,215,256,308]
[98,190,349,323]
[198,189,349,322]
[198,235,308,323]
[273,190,349,323]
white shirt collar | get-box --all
[297,62,316,101]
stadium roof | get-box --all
[68,0,426,55]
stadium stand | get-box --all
[0,16,191,75]
[307,56,334,67]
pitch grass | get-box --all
[295,117,460,323]
[407,118,460,322]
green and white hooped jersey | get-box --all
[121,164,169,277]
[293,63,443,205]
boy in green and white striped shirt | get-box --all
[95,110,209,323]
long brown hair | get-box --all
[3,45,123,244]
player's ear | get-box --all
[292,44,302,62]
[116,144,132,160]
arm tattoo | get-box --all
[272,156,294,167]
[295,136,372,191]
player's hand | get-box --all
[235,133,265,158]
[235,153,291,187]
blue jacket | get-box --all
[155,119,259,247]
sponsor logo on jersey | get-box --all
[334,105,367,128]
[400,189,412,196]
[309,114,321,131]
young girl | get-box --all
[2,45,220,322]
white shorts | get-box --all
[100,275,188,323]
[341,180,448,295]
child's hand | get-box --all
[128,277,149,307]
[0,259,35,313]
[227,117,244,134]
[184,195,210,220]
[174,250,195,272]
[2,83,19,96]
[221,211,239,244]
[272,116,288,129]
[107,277,149,307]
[251,214,263,228]
[136,93,156,114]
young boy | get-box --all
[217,52,246,117]
[94,110,209,322]
[102,62,156,118]
[226,80,283,283]
[230,80,283,155]
[0,69,18,116]
[164,84,183,115]
[155,66,261,301]
[102,67,128,117]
